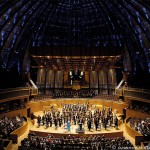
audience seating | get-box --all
[128,101,150,115]
[19,134,134,150]
[33,94,52,101]
[0,100,25,114]
[93,94,119,101]
[129,117,150,137]
[0,115,24,139]
[52,89,95,99]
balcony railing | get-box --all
[29,79,38,96]
[123,88,150,101]
[0,86,39,101]
[0,87,30,101]
[115,87,150,101]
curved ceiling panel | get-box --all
[0,0,150,73]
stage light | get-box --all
[80,71,83,76]
[70,71,72,76]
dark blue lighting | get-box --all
[0,0,149,73]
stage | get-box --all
[30,111,124,138]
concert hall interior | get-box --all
[0,0,150,150]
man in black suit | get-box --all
[37,115,41,126]
[87,118,92,131]
[115,117,118,129]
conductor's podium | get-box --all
[76,123,85,133]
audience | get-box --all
[128,101,150,115]
[0,115,24,138]
[31,91,120,102]
[31,90,95,101]
[19,134,134,150]
[0,138,11,150]
[52,89,95,99]
[33,94,52,101]
[129,117,150,137]
[0,100,25,114]
[92,94,119,102]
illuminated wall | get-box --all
[36,68,117,95]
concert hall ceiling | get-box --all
[0,0,150,73]
[32,55,121,71]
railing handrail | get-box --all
[116,79,124,89]
[124,87,150,93]
[29,79,38,89]
[0,87,29,93]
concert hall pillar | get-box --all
[106,69,109,95]
[97,71,100,94]
[44,68,47,94]
[54,70,56,90]
[63,70,64,89]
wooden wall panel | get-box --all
[104,101,113,108]
[10,119,28,143]
[126,109,150,119]
[112,102,128,114]
[125,120,142,139]
[26,99,129,115]
[40,101,50,110]
[64,71,68,83]
[26,102,42,113]
[84,71,89,83]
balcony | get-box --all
[123,87,150,101]
[116,87,150,101]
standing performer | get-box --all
[54,117,58,129]
[95,117,99,130]
[37,115,41,126]
[87,118,92,131]
[67,120,71,131]
[114,116,118,129]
